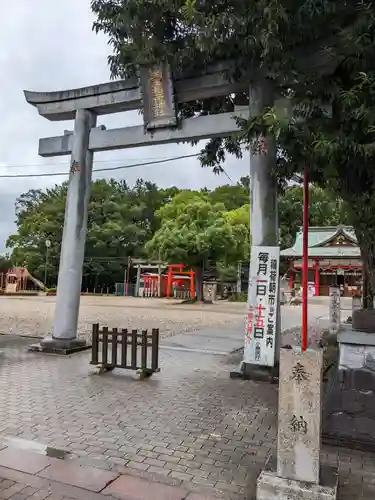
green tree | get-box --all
[208,184,249,211]
[90,0,346,173]
[216,203,251,282]
[91,0,375,305]
[7,184,66,285]
[146,193,248,299]
[7,179,179,290]
[0,256,11,274]
[279,186,350,249]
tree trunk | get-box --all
[362,268,372,309]
[194,264,204,302]
[357,243,375,309]
[350,201,375,309]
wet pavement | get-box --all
[0,307,373,499]
[0,329,274,499]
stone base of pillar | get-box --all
[230,362,279,383]
[28,337,91,355]
[256,458,338,500]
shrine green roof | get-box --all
[281,226,360,258]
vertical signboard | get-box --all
[140,62,178,131]
[329,286,341,334]
[244,245,280,367]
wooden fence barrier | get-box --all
[90,324,160,375]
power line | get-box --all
[0,155,186,169]
[0,153,200,179]
[222,168,235,184]
[0,146,249,177]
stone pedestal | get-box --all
[203,282,217,302]
[322,324,375,452]
[256,346,338,500]
[257,457,338,500]
[352,296,361,317]
[230,362,279,383]
[28,337,91,355]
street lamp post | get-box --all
[44,239,51,287]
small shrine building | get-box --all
[281,226,362,297]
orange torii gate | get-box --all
[166,264,195,299]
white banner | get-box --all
[329,287,341,334]
[244,246,280,367]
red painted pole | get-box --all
[302,168,309,351]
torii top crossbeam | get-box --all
[24,63,251,157]
[24,64,247,121]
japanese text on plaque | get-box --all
[149,68,168,119]
[246,246,280,364]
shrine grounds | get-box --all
[0,295,248,341]
[0,296,371,499]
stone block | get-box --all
[39,461,118,492]
[256,462,338,500]
[277,346,323,484]
[230,362,279,383]
[338,324,375,346]
[28,338,91,355]
[102,474,187,500]
[0,448,52,474]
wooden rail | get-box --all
[90,324,160,375]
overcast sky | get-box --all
[0,0,249,252]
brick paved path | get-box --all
[0,451,213,500]
[0,476,77,500]
[0,334,373,499]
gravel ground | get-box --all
[0,295,246,339]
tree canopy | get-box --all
[145,192,249,297]
[91,0,375,303]
[4,177,349,292]
[279,185,350,249]
[6,179,178,289]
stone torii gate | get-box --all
[24,64,279,363]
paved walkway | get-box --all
[0,445,213,500]
[0,305,372,499]
[0,447,373,500]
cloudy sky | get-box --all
[0,0,249,252]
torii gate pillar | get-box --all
[232,79,280,380]
[41,109,97,351]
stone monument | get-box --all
[329,286,341,334]
[256,346,338,499]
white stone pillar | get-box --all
[249,81,278,249]
[256,346,338,499]
[277,347,322,483]
[329,286,341,334]
[243,80,279,374]
[135,266,141,297]
[43,109,96,348]
[236,262,242,293]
